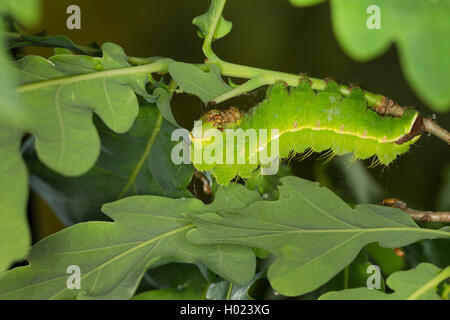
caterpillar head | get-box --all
[204,107,243,130]
[204,109,223,127]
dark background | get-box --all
[24,0,450,239]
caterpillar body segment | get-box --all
[190,80,420,185]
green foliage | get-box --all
[24,104,193,225]
[314,156,406,277]
[168,62,231,103]
[141,263,210,290]
[245,162,293,200]
[154,87,179,127]
[0,129,29,272]
[320,263,450,300]
[314,153,384,205]
[290,0,450,112]
[0,0,41,26]
[186,176,449,296]
[193,0,232,40]
[133,287,202,300]
[364,243,404,276]
[133,264,207,300]
[0,0,41,271]
[0,42,170,271]
[14,42,158,175]
[0,184,260,299]
[206,271,265,300]
[0,0,448,301]
[2,173,446,299]
[8,33,101,56]
[323,251,386,293]
[289,0,325,6]
[332,155,383,204]
[404,239,450,270]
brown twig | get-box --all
[423,117,450,145]
[375,97,450,146]
[382,198,450,223]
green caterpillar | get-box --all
[190,80,421,185]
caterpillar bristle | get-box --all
[368,156,382,169]
[376,158,385,168]
[324,154,337,166]
[232,174,242,184]
[298,148,314,161]
[350,153,359,163]
[191,83,420,185]
[285,150,297,164]
[318,150,336,165]
[343,156,355,169]
[289,152,301,163]
[287,152,298,163]
[317,149,333,160]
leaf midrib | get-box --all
[406,266,450,300]
[117,113,164,199]
[190,218,449,237]
[0,223,194,299]
[17,59,171,93]
[48,223,194,300]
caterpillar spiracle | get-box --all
[190,80,422,185]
